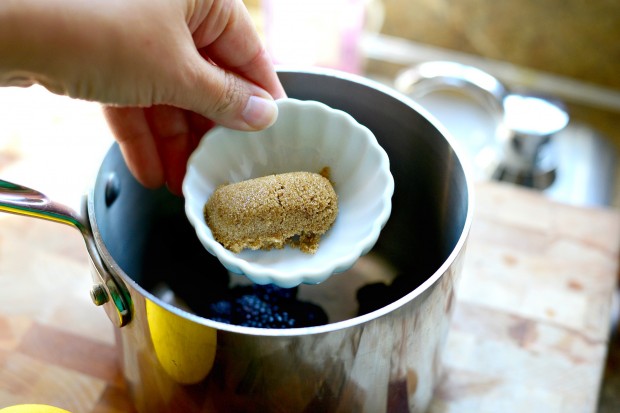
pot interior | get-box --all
[92,69,471,324]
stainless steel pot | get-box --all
[0,68,473,413]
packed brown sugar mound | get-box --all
[204,170,338,254]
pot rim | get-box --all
[88,67,475,337]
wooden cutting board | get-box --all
[431,182,620,413]
[0,87,619,413]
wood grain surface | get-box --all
[0,86,619,413]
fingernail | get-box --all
[242,96,278,129]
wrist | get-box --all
[0,0,95,93]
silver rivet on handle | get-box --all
[90,284,109,306]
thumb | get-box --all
[171,57,279,131]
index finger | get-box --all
[191,1,286,100]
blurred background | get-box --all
[244,0,620,207]
[243,0,620,411]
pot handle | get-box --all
[0,179,87,229]
[0,179,132,327]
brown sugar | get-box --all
[204,170,338,254]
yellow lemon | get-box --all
[0,405,71,413]
[146,299,217,384]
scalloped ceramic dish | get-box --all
[182,98,394,287]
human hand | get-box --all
[0,0,286,194]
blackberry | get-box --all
[356,282,393,316]
[285,301,329,327]
[203,283,327,329]
[251,284,298,304]
[356,271,427,316]
[208,299,234,323]
[234,294,294,329]
[390,272,426,298]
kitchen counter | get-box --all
[0,86,619,413]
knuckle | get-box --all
[212,71,244,116]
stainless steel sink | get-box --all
[392,61,618,208]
